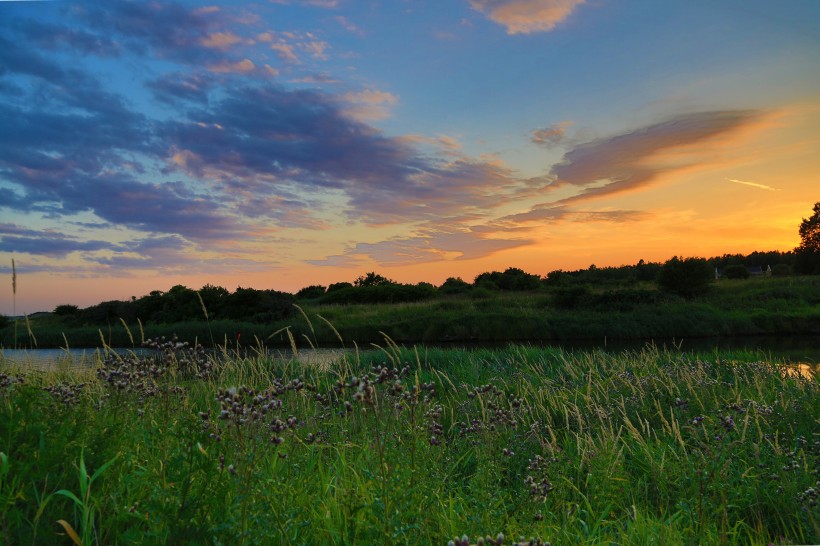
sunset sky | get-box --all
[1,0,819,314]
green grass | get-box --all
[1,339,817,545]
[3,276,819,349]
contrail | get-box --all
[726,178,779,191]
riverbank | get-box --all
[2,276,819,349]
[0,345,816,544]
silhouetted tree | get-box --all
[771,264,792,277]
[326,282,353,293]
[474,268,541,291]
[795,202,820,274]
[439,277,471,295]
[353,272,394,287]
[53,304,79,316]
[658,256,713,298]
[296,285,326,299]
[723,264,750,280]
[198,284,229,317]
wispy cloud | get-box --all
[310,226,532,267]
[531,121,572,147]
[726,178,779,191]
[469,0,586,34]
[550,110,767,204]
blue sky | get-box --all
[1,0,819,313]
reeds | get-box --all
[0,340,816,544]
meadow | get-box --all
[0,338,817,545]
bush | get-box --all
[552,286,589,309]
[53,304,79,316]
[772,263,792,277]
[723,264,750,280]
[474,268,541,291]
[439,277,471,295]
[658,256,713,299]
[295,285,326,299]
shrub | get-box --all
[295,285,326,299]
[53,304,79,316]
[772,263,792,277]
[439,277,471,295]
[658,256,713,299]
[552,286,589,309]
[723,264,750,280]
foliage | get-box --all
[795,202,820,274]
[53,304,79,317]
[722,264,750,280]
[0,315,9,330]
[474,267,542,291]
[353,272,394,287]
[439,277,471,295]
[772,263,792,277]
[658,256,714,298]
[798,202,820,252]
[5,276,820,348]
[69,285,295,327]
[0,345,817,544]
[552,286,589,309]
[319,282,437,305]
[327,281,353,293]
[295,285,327,299]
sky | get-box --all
[1,0,819,314]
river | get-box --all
[2,335,819,368]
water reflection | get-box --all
[2,335,819,367]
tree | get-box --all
[795,202,820,274]
[439,277,471,295]
[658,256,713,298]
[723,264,750,280]
[54,304,79,316]
[798,202,820,251]
[353,272,394,287]
[295,285,326,299]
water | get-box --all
[2,335,818,368]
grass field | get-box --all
[1,340,817,544]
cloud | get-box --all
[67,0,262,69]
[550,110,765,204]
[199,31,246,50]
[270,0,339,7]
[1,0,548,273]
[15,19,122,56]
[468,0,586,34]
[494,205,650,229]
[726,178,779,191]
[147,72,216,104]
[342,88,399,121]
[0,223,121,257]
[207,58,256,74]
[310,227,531,267]
[531,121,572,147]
[335,16,364,36]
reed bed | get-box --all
[0,339,817,545]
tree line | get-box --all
[5,202,818,328]
[31,248,797,327]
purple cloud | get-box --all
[548,110,763,204]
[0,223,121,257]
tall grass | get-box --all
[0,338,817,544]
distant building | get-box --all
[715,265,772,279]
